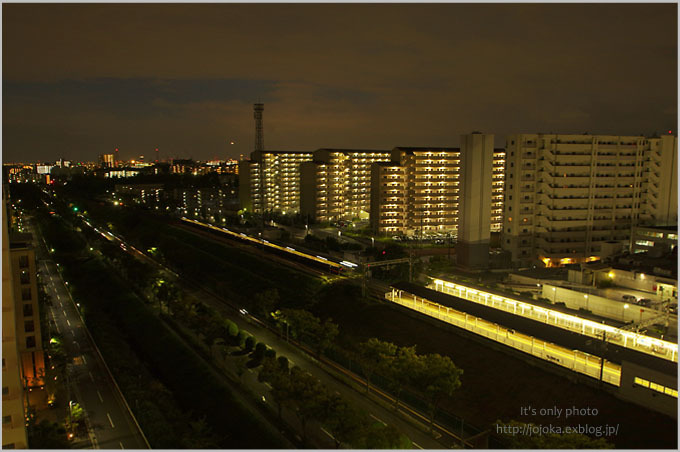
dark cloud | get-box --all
[2,3,676,162]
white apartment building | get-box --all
[300,149,392,223]
[239,150,314,214]
[502,134,678,267]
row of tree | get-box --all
[357,338,463,429]
[257,356,411,448]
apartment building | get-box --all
[370,133,503,241]
[300,149,391,223]
[2,200,28,449]
[9,233,45,391]
[502,134,678,267]
[371,147,461,235]
[370,162,408,234]
[491,148,506,233]
[239,150,314,214]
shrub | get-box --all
[244,335,256,352]
[253,342,267,361]
[236,331,248,347]
[225,319,239,338]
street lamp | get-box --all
[552,287,556,303]
[623,303,629,322]
[371,237,375,247]
[584,294,589,311]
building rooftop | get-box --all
[393,146,460,152]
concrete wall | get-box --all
[542,283,662,324]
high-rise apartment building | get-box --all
[371,133,504,239]
[491,148,506,232]
[372,147,460,235]
[502,134,678,267]
[300,149,391,223]
[9,233,45,391]
[2,200,28,449]
[239,150,314,214]
[370,162,408,234]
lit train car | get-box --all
[180,217,356,274]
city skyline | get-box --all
[3,3,677,163]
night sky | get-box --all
[2,3,677,163]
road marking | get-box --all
[66,319,71,327]
[82,355,87,364]
[370,414,387,425]
[89,371,95,382]
[73,341,79,349]
[97,390,104,403]
[62,310,67,317]
[264,382,272,389]
[248,368,253,373]
[107,412,115,428]
[320,427,335,440]
[413,442,423,449]
[119,441,124,449]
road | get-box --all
[68,211,476,447]
[35,228,149,449]
[180,282,457,449]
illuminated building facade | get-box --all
[8,233,46,393]
[2,200,28,449]
[370,162,408,234]
[239,150,314,214]
[491,148,506,232]
[372,147,461,235]
[502,134,678,267]
[370,134,505,239]
[300,149,391,222]
[99,153,115,168]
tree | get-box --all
[321,395,365,448]
[385,345,422,411]
[415,353,463,430]
[357,338,397,393]
[252,342,267,363]
[259,358,294,420]
[315,318,339,358]
[288,367,328,442]
[27,419,70,449]
[360,422,412,449]
[280,309,320,344]
[184,416,221,449]
[253,289,279,319]
[495,420,614,449]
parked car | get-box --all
[637,298,653,307]
[622,294,637,303]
